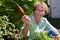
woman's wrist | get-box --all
[26,23,30,27]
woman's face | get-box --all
[34,5,45,19]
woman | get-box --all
[21,2,60,40]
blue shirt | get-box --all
[21,14,59,36]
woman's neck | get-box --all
[34,16,41,25]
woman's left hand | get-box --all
[52,34,60,40]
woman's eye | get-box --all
[38,9,44,12]
[41,10,44,12]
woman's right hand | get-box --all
[22,15,31,25]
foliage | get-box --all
[21,31,59,40]
[29,32,53,40]
[28,32,60,40]
[0,15,23,40]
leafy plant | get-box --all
[0,15,23,40]
[28,31,53,40]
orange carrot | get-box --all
[16,3,25,15]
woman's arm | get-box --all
[22,24,30,36]
[44,18,59,36]
[44,18,60,40]
[21,15,31,36]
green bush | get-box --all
[0,15,21,40]
[29,32,53,40]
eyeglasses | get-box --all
[36,9,45,12]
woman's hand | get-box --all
[52,34,60,40]
[22,15,31,25]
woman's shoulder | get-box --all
[42,17,47,20]
[41,17,48,23]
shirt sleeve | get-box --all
[44,18,59,36]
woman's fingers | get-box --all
[52,34,60,40]
[22,15,31,25]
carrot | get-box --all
[16,3,25,15]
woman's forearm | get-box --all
[22,24,30,36]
